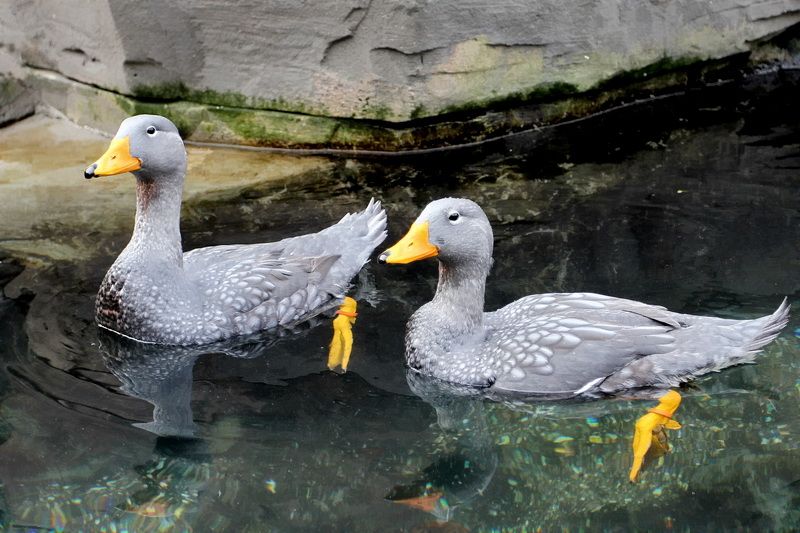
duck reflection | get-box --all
[386,372,498,522]
[120,437,213,525]
[98,329,278,438]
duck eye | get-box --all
[448,212,460,222]
[146,126,156,135]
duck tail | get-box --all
[742,297,791,355]
[599,298,791,393]
[339,197,387,262]
[323,198,387,283]
[361,198,389,254]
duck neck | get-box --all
[127,173,184,267]
[431,259,489,333]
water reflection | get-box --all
[98,322,321,438]
[101,332,249,438]
[388,373,498,523]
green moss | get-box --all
[409,104,428,120]
[191,87,249,108]
[439,81,580,116]
[517,81,581,101]
[261,96,318,116]
[360,104,394,121]
[114,94,136,115]
[131,83,325,117]
[329,119,401,149]
[112,90,351,147]
[114,93,205,137]
[208,106,341,147]
[147,80,590,149]
[131,81,192,101]
[593,56,702,91]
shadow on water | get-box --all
[0,71,799,530]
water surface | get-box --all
[0,74,799,531]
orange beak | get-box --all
[379,221,438,264]
[85,136,141,178]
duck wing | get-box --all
[184,245,341,334]
[186,198,387,296]
[276,198,387,286]
[487,293,679,395]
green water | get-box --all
[0,73,798,532]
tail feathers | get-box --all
[338,197,388,264]
[744,297,791,354]
[599,298,791,393]
[338,197,385,230]
[322,198,387,290]
[361,198,389,254]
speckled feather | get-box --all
[91,115,387,345]
[394,198,790,396]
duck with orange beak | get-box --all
[379,198,789,395]
[85,114,386,361]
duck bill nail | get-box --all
[89,136,142,177]
[383,221,438,264]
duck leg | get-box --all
[629,389,683,482]
[327,297,358,372]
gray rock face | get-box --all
[0,76,34,126]
[2,0,799,122]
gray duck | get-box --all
[85,114,386,345]
[379,198,789,396]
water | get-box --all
[1,72,799,531]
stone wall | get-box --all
[1,0,799,147]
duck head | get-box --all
[379,198,494,267]
[84,114,186,182]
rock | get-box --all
[0,0,800,151]
[1,1,799,147]
[0,76,35,127]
